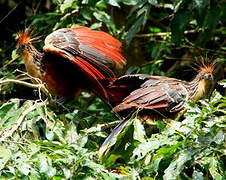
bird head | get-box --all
[17,29,32,51]
[16,29,39,59]
[198,59,216,81]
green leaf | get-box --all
[213,130,225,144]
[38,154,56,177]
[192,169,204,180]
[93,11,116,34]
[145,156,163,173]
[106,0,120,7]
[125,15,144,45]
[197,6,220,44]
[0,99,34,140]
[11,49,18,59]
[96,1,107,8]
[60,0,76,13]
[171,10,191,45]
[209,157,223,180]
[18,164,31,176]
[163,150,193,180]
[194,0,209,9]
[82,0,89,4]
[0,147,11,170]
[0,98,20,120]
[218,79,226,88]
[148,0,158,6]
[132,140,161,161]
[122,0,139,5]
[90,22,102,29]
[133,118,146,142]
[82,8,92,21]
[38,155,49,173]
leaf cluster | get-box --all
[0,0,225,179]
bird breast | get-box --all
[192,79,207,101]
[23,52,42,81]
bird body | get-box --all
[99,62,215,157]
[105,64,215,119]
[17,26,126,99]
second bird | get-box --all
[99,61,216,156]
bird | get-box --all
[16,26,126,101]
[99,60,216,157]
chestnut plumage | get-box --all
[17,26,126,100]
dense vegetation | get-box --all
[0,0,225,179]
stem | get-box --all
[135,29,202,38]
[0,79,44,89]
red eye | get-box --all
[204,73,213,80]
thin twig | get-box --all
[135,29,203,38]
[60,9,79,21]
[98,120,121,130]
[0,1,22,24]
[83,120,121,134]
[0,55,20,71]
[0,79,44,89]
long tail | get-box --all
[98,115,131,158]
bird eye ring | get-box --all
[20,44,27,49]
[204,73,213,80]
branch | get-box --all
[0,78,52,101]
[135,29,200,38]
[0,79,44,89]
[98,120,121,130]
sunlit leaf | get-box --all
[192,169,204,180]
[133,118,146,142]
[18,163,31,176]
[0,147,11,170]
[106,0,120,7]
[132,140,161,161]
[213,130,225,144]
[209,157,223,180]
[163,150,193,180]
[148,0,158,6]
[60,0,76,13]
[218,79,226,88]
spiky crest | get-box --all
[199,56,216,74]
[17,29,39,46]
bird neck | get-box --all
[22,45,44,79]
[187,73,207,101]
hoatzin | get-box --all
[16,26,126,100]
[99,61,216,156]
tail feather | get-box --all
[98,117,131,158]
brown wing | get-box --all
[99,75,189,157]
[43,26,126,100]
[113,80,189,114]
[43,26,126,77]
[103,74,186,107]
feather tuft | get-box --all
[17,29,40,46]
[199,56,217,74]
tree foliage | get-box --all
[0,0,225,179]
